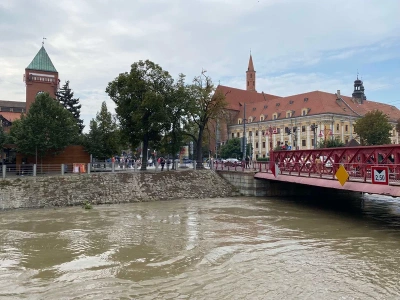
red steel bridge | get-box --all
[214,144,400,197]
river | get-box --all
[1,194,400,299]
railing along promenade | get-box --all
[0,161,200,179]
[214,144,400,186]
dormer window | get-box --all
[260,114,265,121]
[301,108,308,116]
[273,113,278,120]
[264,105,268,109]
[286,111,292,118]
[252,107,256,111]
[238,118,242,125]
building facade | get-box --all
[215,55,400,159]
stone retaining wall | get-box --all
[0,170,240,210]
[217,171,268,196]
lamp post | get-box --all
[310,124,318,149]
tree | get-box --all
[186,71,227,168]
[106,60,174,170]
[219,138,241,159]
[354,110,392,145]
[10,92,79,163]
[84,101,121,160]
[56,81,85,133]
[317,139,345,148]
[0,126,7,164]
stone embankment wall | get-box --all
[217,171,268,197]
[0,170,240,210]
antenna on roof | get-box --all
[42,37,46,46]
[357,69,359,79]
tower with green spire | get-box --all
[24,45,59,111]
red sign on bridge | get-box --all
[371,166,389,185]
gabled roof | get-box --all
[26,46,57,72]
[216,85,281,111]
[0,112,22,122]
[231,90,400,123]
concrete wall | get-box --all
[0,170,240,210]
[217,171,268,196]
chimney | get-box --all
[336,90,341,98]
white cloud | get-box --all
[0,0,399,130]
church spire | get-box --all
[246,54,256,92]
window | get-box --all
[250,74,252,78]
[238,119,242,125]
[256,142,259,148]
[345,139,349,144]
[262,142,266,148]
[302,140,306,146]
[232,133,234,138]
[253,81,255,86]
[345,125,348,132]
[260,116,264,121]
[336,123,339,131]
[249,131,252,136]
[236,132,239,137]
[9,108,13,112]
[273,113,277,120]
[256,131,258,136]
[302,125,306,132]
[302,109,307,116]
[247,81,249,86]
[248,117,252,123]
[286,112,291,118]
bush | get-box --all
[256,157,270,162]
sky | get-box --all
[1,0,400,132]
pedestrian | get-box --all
[315,155,322,174]
[160,157,165,171]
[245,156,250,169]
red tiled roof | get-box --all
[228,89,400,123]
[0,112,22,122]
[216,85,281,111]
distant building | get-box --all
[212,55,400,159]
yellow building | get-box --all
[215,56,400,159]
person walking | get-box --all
[245,156,250,169]
[160,157,165,171]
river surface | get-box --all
[1,194,400,299]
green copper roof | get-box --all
[26,46,57,72]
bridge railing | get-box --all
[213,161,271,172]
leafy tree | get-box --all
[317,139,345,148]
[106,60,174,170]
[354,110,392,145]
[185,71,227,168]
[84,101,121,160]
[219,138,241,159]
[10,92,79,163]
[56,81,85,133]
[0,126,6,164]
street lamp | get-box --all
[310,124,318,149]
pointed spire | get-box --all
[248,54,254,71]
[26,46,57,72]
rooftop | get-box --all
[26,46,57,73]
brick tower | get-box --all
[246,54,256,92]
[24,46,59,111]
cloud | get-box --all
[0,0,399,131]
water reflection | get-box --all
[1,195,400,299]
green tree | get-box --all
[317,139,345,148]
[186,71,227,168]
[56,81,85,133]
[354,110,392,145]
[0,126,7,164]
[106,60,174,170]
[219,138,241,159]
[84,101,121,160]
[10,92,79,163]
